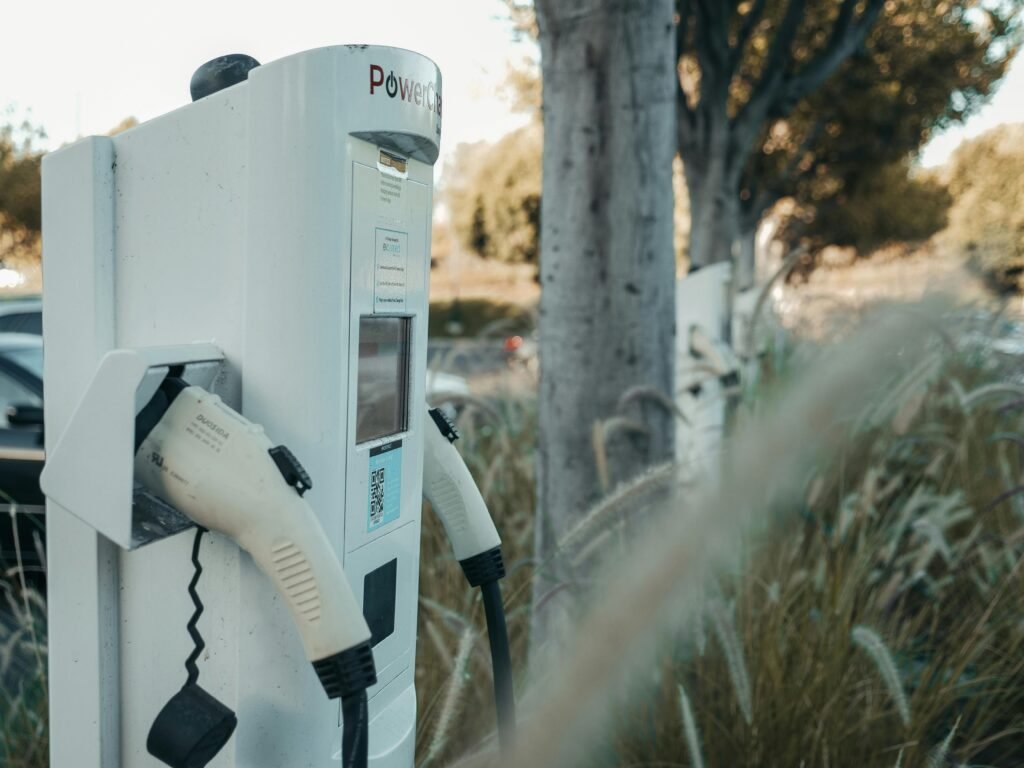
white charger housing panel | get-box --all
[41,45,439,768]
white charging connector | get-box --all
[422,406,502,564]
[136,384,372,666]
[421,404,515,750]
[135,379,376,768]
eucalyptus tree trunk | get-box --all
[531,0,677,651]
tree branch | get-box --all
[775,0,886,116]
[729,0,769,77]
[676,0,692,57]
[735,0,807,136]
[760,0,808,85]
[694,0,731,71]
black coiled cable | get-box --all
[185,526,207,686]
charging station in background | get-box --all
[40,45,443,767]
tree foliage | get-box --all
[676,0,1021,281]
[0,114,139,265]
[446,123,542,266]
[944,122,1024,293]
[753,0,1020,254]
[0,118,44,262]
[792,159,951,255]
[471,2,1019,277]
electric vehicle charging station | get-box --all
[675,263,738,485]
[40,45,510,768]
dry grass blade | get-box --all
[616,385,689,424]
[927,716,960,768]
[422,627,477,768]
[746,244,807,354]
[677,683,705,768]
[591,416,649,492]
[500,304,940,767]
[850,625,911,727]
[708,601,753,725]
[962,383,1024,411]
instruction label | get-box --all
[368,440,402,531]
[374,228,408,312]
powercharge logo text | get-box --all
[370,64,442,119]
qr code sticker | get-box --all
[370,467,386,527]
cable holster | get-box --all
[459,546,506,587]
[312,641,378,700]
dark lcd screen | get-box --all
[356,316,410,444]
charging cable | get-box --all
[422,406,516,751]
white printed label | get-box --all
[374,228,408,312]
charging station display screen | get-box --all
[356,316,410,443]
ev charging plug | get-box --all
[422,405,516,750]
[689,324,741,390]
[135,377,376,768]
[422,407,502,575]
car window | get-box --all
[2,345,43,379]
[0,369,41,428]
[0,312,42,336]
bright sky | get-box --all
[0,0,532,164]
[0,1,1019,169]
[920,52,1024,167]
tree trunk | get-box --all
[532,0,676,653]
[685,165,740,273]
[734,225,757,293]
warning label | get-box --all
[374,228,408,312]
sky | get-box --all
[0,0,533,165]
[0,1,1020,169]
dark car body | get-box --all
[0,298,42,336]
[0,333,45,580]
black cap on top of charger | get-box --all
[190,54,261,102]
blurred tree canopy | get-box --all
[752,0,1021,259]
[943,123,1024,293]
[445,121,542,266]
[0,117,44,262]
[0,114,139,265]
[464,1,1020,279]
[678,0,1021,288]
[794,159,951,254]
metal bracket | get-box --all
[40,343,226,549]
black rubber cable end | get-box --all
[312,641,377,700]
[459,546,506,587]
[147,683,237,768]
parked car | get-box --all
[0,333,45,582]
[0,297,42,336]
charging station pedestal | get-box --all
[41,45,440,767]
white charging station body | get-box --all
[40,45,439,767]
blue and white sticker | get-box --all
[368,440,402,531]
